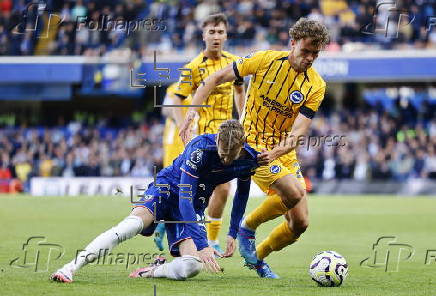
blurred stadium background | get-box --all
[0,0,435,197]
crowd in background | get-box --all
[0,118,164,191]
[0,0,435,56]
[301,111,436,181]
[147,0,436,53]
[0,0,145,56]
[0,101,435,193]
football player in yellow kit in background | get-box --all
[180,18,330,278]
[156,13,246,253]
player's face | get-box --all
[288,38,321,72]
[203,22,227,53]
[217,140,243,166]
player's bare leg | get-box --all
[50,207,152,283]
[206,182,230,252]
[238,174,304,278]
[242,174,305,232]
[256,193,308,260]
[129,239,203,280]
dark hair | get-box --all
[201,13,228,28]
[289,17,330,48]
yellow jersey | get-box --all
[234,50,326,157]
[175,50,243,134]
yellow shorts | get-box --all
[253,152,306,195]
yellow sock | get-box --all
[256,221,299,260]
[206,217,222,242]
[245,194,289,230]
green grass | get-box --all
[1,194,436,296]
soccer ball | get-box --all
[309,251,348,287]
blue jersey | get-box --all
[154,134,259,250]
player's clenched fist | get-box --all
[198,247,223,273]
[257,148,281,165]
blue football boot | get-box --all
[237,225,258,265]
[253,260,280,279]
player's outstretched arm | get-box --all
[179,171,223,272]
[224,177,251,257]
[179,63,238,143]
[234,83,245,117]
[169,94,186,130]
[191,63,238,111]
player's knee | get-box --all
[176,256,202,280]
[291,219,309,235]
[281,186,304,209]
[293,185,306,201]
[131,207,153,228]
[113,215,144,242]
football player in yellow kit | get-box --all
[180,18,330,278]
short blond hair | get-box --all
[217,120,245,150]
[289,17,330,48]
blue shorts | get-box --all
[134,182,206,257]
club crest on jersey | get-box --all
[270,165,281,174]
[144,195,154,201]
[190,149,203,164]
[289,90,304,104]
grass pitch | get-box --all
[1,194,436,296]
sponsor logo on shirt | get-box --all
[262,95,294,118]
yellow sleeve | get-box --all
[233,51,267,79]
[300,85,326,119]
[175,62,196,99]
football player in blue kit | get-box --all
[51,120,259,282]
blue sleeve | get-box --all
[228,177,251,239]
[179,171,209,251]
